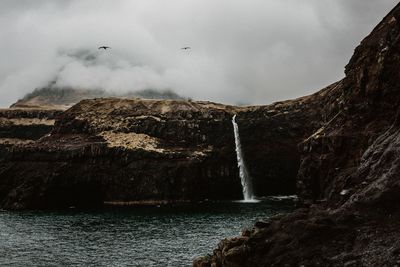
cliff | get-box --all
[194,3,400,266]
[0,96,319,209]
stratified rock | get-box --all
[0,108,62,140]
[0,86,323,209]
[0,100,241,209]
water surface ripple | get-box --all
[0,200,294,266]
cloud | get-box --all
[0,0,398,107]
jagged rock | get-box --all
[194,3,400,267]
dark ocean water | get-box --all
[0,200,294,267]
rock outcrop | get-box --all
[0,108,62,147]
[194,3,400,266]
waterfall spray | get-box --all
[232,115,255,201]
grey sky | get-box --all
[0,0,398,107]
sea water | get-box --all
[0,200,294,266]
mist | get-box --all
[0,0,397,107]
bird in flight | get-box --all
[98,46,111,50]
[181,47,191,50]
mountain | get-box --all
[10,86,185,109]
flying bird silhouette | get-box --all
[98,46,111,50]
[181,47,191,50]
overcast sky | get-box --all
[0,0,398,107]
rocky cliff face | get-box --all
[0,100,237,209]
[238,82,340,196]
[0,97,317,209]
[194,3,400,266]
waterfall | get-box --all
[232,115,255,201]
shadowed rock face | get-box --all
[237,82,341,196]
[194,3,400,267]
[297,3,400,207]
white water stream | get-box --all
[232,115,255,201]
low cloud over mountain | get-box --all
[0,0,397,107]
